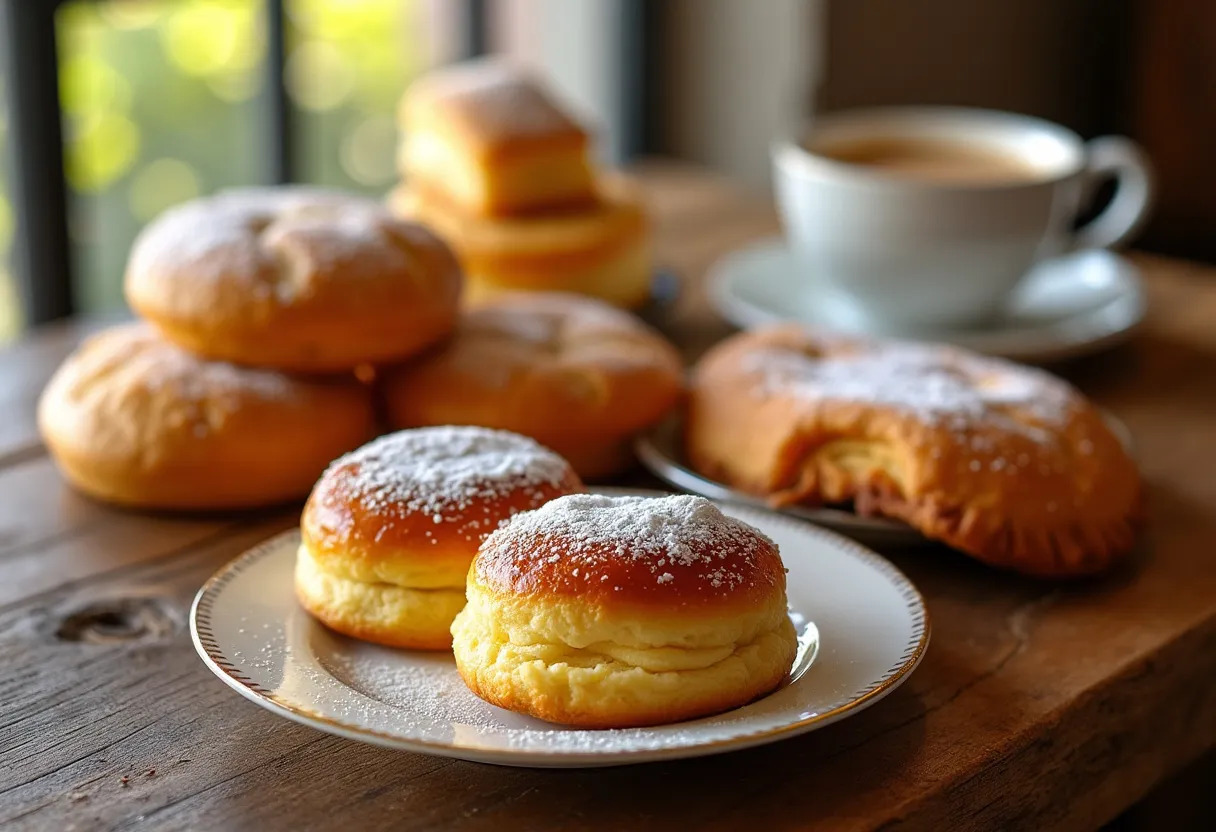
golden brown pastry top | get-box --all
[399,59,588,158]
[125,187,462,371]
[129,188,457,318]
[301,427,583,586]
[687,325,1142,576]
[384,291,682,440]
[471,493,787,615]
[40,323,368,456]
[36,323,375,509]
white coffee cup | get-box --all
[772,107,1154,330]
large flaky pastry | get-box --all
[382,292,682,479]
[296,427,582,649]
[451,493,797,727]
[687,325,1142,576]
[38,323,375,510]
[126,187,462,372]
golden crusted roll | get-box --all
[398,59,596,216]
[381,292,683,479]
[37,323,375,510]
[296,426,583,649]
[451,493,798,727]
[126,187,462,373]
[686,325,1143,576]
[388,172,651,309]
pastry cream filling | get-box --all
[814,439,907,483]
[298,541,470,590]
[453,588,793,675]
[478,631,775,673]
[296,544,465,593]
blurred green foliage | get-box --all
[0,0,425,343]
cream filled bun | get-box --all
[451,493,798,726]
[296,426,583,649]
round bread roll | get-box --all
[382,292,683,479]
[687,325,1143,576]
[126,187,462,372]
[37,323,375,510]
[388,173,650,308]
[451,493,798,727]
[296,426,583,649]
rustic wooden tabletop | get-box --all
[1,162,1214,831]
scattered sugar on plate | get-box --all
[323,649,497,728]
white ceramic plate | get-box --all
[191,489,929,768]
[636,417,924,547]
[709,239,1146,362]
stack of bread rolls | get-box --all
[38,189,464,510]
[39,184,682,507]
[389,59,653,309]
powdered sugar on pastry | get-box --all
[326,426,574,523]
[687,325,1143,577]
[478,493,779,593]
[744,339,1076,438]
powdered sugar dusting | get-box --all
[480,494,779,592]
[133,335,296,403]
[74,325,299,411]
[745,341,1076,441]
[326,427,574,533]
[128,186,397,290]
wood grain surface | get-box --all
[0,162,1214,831]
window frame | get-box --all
[0,0,648,327]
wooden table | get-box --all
[2,162,1214,831]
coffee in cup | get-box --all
[772,107,1154,330]
[812,136,1041,186]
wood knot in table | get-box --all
[55,597,176,644]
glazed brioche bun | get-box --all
[398,59,596,216]
[381,292,683,479]
[451,493,798,727]
[296,426,583,649]
[388,173,651,309]
[37,323,375,510]
[126,187,462,373]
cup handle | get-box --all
[1069,136,1154,251]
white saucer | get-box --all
[709,239,1146,362]
[191,488,929,768]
